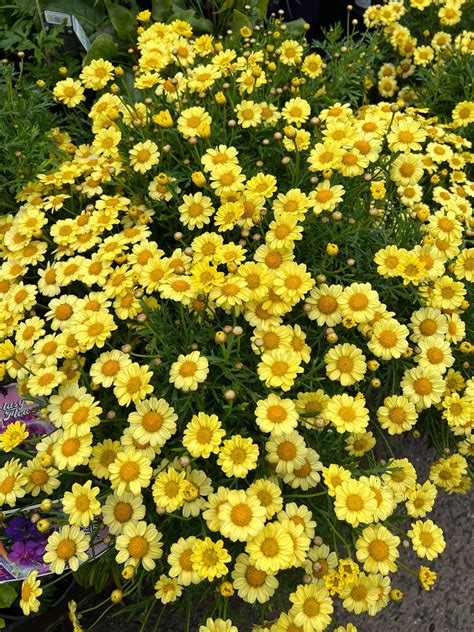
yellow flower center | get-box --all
[179,549,194,571]
[62,437,80,457]
[414,378,433,396]
[101,359,120,376]
[303,597,320,617]
[379,330,397,348]
[317,295,338,314]
[120,461,140,482]
[346,493,364,511]
[277,441,297,461]
[179,361,197,377]
[142,412,164,433]
[230,503,252,526]
[336,357,354,373]
[261,537,279,557]
[348,293,368,311]
[267,405,287,424]
[75,494,90,512]
[56,538,76,560]
[128,535,149,558]
[245,564,266,586]
[271,360,289,376]
[419,319,437,336]
[368,539,389,561]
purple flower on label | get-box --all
[9,539,47,567]
[5,516,30,541]
[5,515,44,542]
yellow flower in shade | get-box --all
[217,435,259,478]
[282,97,311,126]
[199,619,238,632]
[401,366,445,410]
[127,397,178,448]
[419,565,437,590]
[368,319,409,360]
[345,432,376,457]
[429,276,466,311]
[154,574,183,604]
[452,101,474,127]
[177,106,212,138]
[179,192,214,230]
[339,282,380,324]
[0,421,28,452]
[80,59,114,90]
[246,522,293,574]
[265,431,307,477]
[191,537,231,581]
[442,393,472,428]
[288,583,333,631]
[169,351,209,392]
[235,100,262,128]
[109,448,152,495]
[273,262,315,304]
[52,431,93,472]
[304,544,338,581]
[53,78,85,107]
[218,489,266,542]
[43,525,90,574]
[20,570,42,615]
[102,492,146,535]
[257,350,304,391]
[405,481,437,519]
[167,536,201,586]
[326,394,369,434]
[334,479,377,527]
[355,524,400,575]
[115,521,163,570]
[152,466,187,513]
[340,572,379,614]
[407,520,446,560]
[255,393,298,436]
[390,153,424,186]
[231,552,279,604]
[129,140,160,173]
[383,458,417,502]
[325,343,366,386]
[306,283,343,327]
[279,39,303,65]
[0,339,15,360]
[409,307,448,343]
[22,458,60,496]
[322,464,352,497]
[62,480,101,527]
[415,336,454,373]
[377,395,418,435]
[247,479,283,520]
[183,412,225,458]
[113,362,154,406]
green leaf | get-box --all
[0,584,17,608]
[151,0,180,21]
[104,1,136,41]
[0,617,5,629]
[230,9,252,41]
[284,17,307,38]
[250,0,269,19]
[83,33,117,65]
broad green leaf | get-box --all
[83,33,117,65]
[229,9,252,42]
[0,584,17,608]
[214,0,235,14]
[0,617,5,629]
[104,1,135,42]
[284,18,307,38]
[250,0,269,19]
[151,0,183,21]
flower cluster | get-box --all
[0,8,472,631]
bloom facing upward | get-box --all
[169,351,209,392]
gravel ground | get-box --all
[84,437,473,632]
